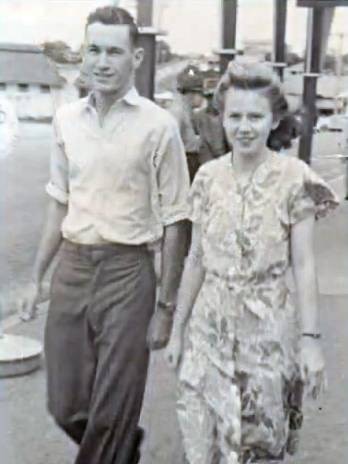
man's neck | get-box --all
[94,84,132,124]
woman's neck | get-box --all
[232,148,270,175]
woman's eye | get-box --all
[229,113,240,120]
[88,47,98,54]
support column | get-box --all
[135,28,159,100]
[272,0,288,80]
[298,7,324,164]
[137,0,154,27]
[217,0,238,74]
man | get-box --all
[23,7,189,464]
[169,64,204,182]
[192,70,227,165]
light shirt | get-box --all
[46,87,190,245]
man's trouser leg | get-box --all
[45,241,156,464]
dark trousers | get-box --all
[45,240,156,464]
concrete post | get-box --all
[135,28,158,100]
[218,0,238,74]
[272,0,288,81]
[137,0,154,27]
[298,7,324,164]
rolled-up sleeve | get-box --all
[46,115,69,204]
[155,117,190,226]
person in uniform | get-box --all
[192,69,228,165]
[169,64,205,182]
[22,6,189,464]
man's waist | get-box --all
[61,238,149,261]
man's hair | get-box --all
[86,6,139,46]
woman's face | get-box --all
[223,87,276,158]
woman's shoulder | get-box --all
[273,154,311,182]
[195,153,231,179]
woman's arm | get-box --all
[291,214,320,334]
[165,223,205,369]
[171,223,205,335]
[291,214,326,398]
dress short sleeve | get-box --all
[288,160,339,225]
[187,164,210,225]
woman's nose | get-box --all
[238,116,252,132]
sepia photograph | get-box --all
[0,1,347,463]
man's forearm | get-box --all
[158,221,187,305]
[33,199,67,284]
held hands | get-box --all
[300,337,327,400]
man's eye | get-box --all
[229,113,240,119]
[109,49,122,55]
[249,114,263,120]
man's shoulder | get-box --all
[55,97,87,121]
[137,96,178,129]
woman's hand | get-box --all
[164,326,184,371]
[300,337,327,399]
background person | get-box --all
[165,62,339,464]
[192,70,228,165]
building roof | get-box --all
[0,43,65,87]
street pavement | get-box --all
[0,124,347,464]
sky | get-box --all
[0,0,348,56]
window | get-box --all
[40,84,50,94]
[17,83,29,92]
[0,83,6,91]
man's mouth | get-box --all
[94,73,114,80]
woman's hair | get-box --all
[214,61,304,151]
[86,6,139,47]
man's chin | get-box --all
[93,82,120,95]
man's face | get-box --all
[84,23,143,96]
[185,91,205,110]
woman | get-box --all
[165,62,339,464]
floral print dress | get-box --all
[177,152,339,464]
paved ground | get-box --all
[0,124,347,463]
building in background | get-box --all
[0,43,64,120]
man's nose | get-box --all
[96,52,110,69]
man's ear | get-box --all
[133,47,144,70]
[272,118,280,130]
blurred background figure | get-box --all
[154,90,174,110]
[0,95,18,160]
[169,64,203,183]
[192,68,228,164]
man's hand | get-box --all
[147,309,174,351]
[18,281,44,322]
